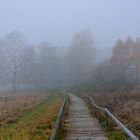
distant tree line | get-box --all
[0,30,95,92]
[92,37,140,91]
[0,30,140,92]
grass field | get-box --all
[0,92,63,140]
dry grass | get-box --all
[0,93,63,140]
[89,90,140,138]
[0,92,48,126]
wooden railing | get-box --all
[49,94,69,140]
[85,95,139,140]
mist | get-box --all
[0,0,140,91]
[1,1,140,45]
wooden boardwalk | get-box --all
[64,94,108,140]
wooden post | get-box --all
[105,111,109,130]
[68,96,70,104]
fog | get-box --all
[0,0,140,91]
[1,1,140,45]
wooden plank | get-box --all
[63,94,108,140]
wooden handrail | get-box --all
[86,96,139,140]
[50,94,69,140]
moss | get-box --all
[107,130,130,140]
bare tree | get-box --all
[19,45,38,89]
[68,30,95,86]
[0,31,25,92]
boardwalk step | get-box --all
[64,136,108,140]
[63,94,108,140]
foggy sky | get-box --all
[0,0,140,51]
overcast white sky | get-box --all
[0,0,140,51]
